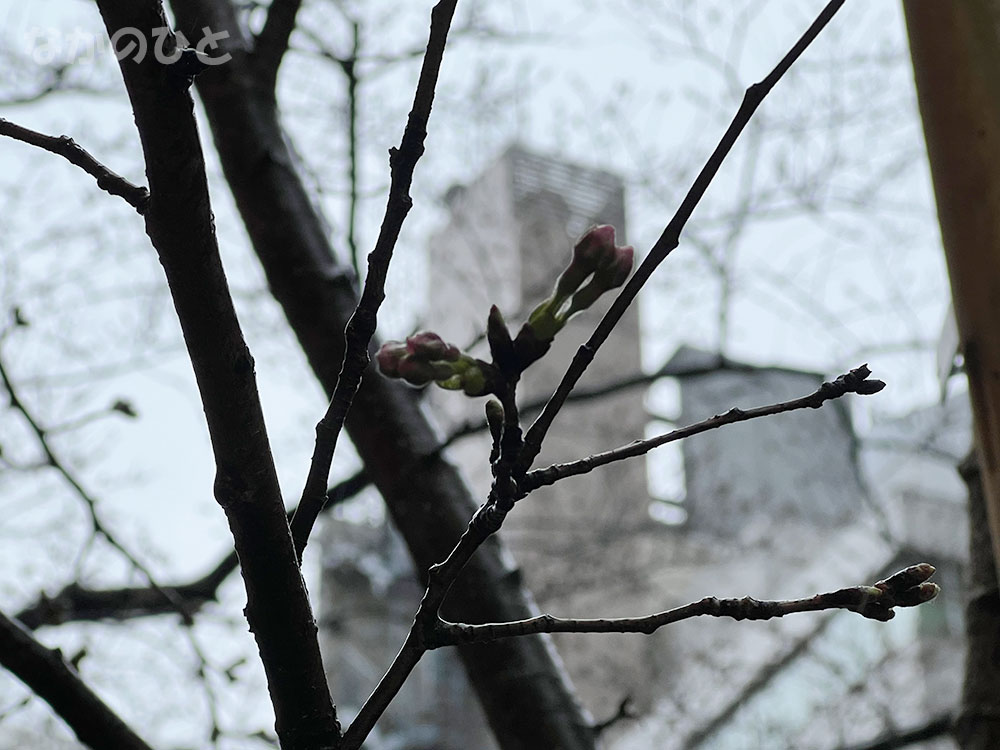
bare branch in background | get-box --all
[0,608,155,750]
[0,345,194,623]
[15,470,368,629]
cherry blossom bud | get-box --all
[573,225,617,268]
[555,225,618,297]
[525,300,562,343]
[376,341,408,376]
[894,582,940,607]
[593,245,634,290]
[407,331,460,361]
[487,305,517,373]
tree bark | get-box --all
[168,1,596,747]
[905,0,1000,582]
[905,3,1000,747]
[956,457,1000,750]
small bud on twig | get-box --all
[511,225,633,373]
[487,305,517,375]
[376,332,498,397]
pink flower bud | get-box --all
[376,341,408,376]
[593,245,634,290]
[406,331,459,361]
[573,225,617,270]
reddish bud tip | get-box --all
[573,225,617,269]
[595,245,634,289]
[376,341,408,376]
[406,331,459,361]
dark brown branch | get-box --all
[431,564,940,646]
[15,471,368,630]
[0,608,155,750]
[253,0,303,91]
[93,4,337,747]
[0,117,149,212]
[290,0,458,559]
[517,0,847,474]
[523,365,884,493]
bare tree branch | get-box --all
[290,0,458,558]
[522,364,884,493]
[0,345,194,622]
[431,564,940,645]
[15,470,368,629]
[92,2,338,746]
[0,608,155,750]
[0,117,149,212]
[517,0,847,474]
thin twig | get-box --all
[289,0,459,559]
[592,696,638,737]
[0,347,194,623]
[431,563,939,646]
[0,117,149,212]
[0,608,155,750]
[523,364,884,493]
[517,0,847,474]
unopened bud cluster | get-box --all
[376,225,633,397]
[376,332,494,396]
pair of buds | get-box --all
[524,225,634,343]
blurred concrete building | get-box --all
[320,146,968,750]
